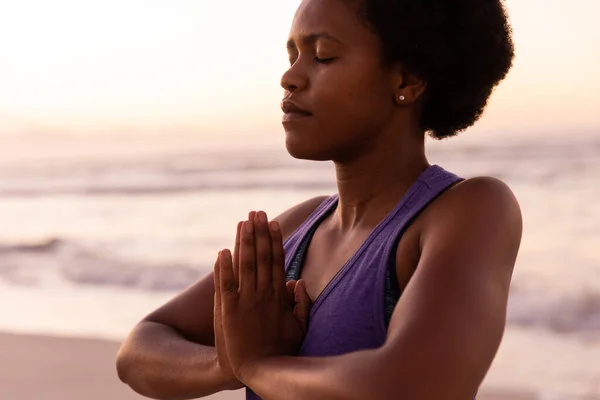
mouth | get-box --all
[281,99,312,122]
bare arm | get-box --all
[237,177,523,400]
[116,195,329,400]
[116,273,229,400]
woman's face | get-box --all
[281,0,398,162]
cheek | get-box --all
[313,67,392,131]
[283,69,391,161]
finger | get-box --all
[214,252,222,313]
[213,253,223,333]
[219,249,238,312]
[232,221,243,281]
[238,220,257,295]
[286,280,297,305]
[294,279,311,334]
[270,220,286,300]
[235,212,255,284]
[254,211,273,292]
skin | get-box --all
[117,0,523,399]
[116,205,323,399]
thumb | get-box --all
[293,279,311,333]
[286,280,297,305]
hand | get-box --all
[212,221,245,390]
[215,211,311,382]
[213,212,309,389]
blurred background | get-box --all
[0,0,599,399]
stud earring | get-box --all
[398,95,406,101]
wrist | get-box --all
[212,353,244,391]
[235,356,271,387]
[235,359,261,386]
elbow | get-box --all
[115,335,143,390]
[115,342,132,384]
[115,324,158,398]
[115,323,190,400]
[116,323,145,385]
[115,340,163,399]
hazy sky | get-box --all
[0,0,598,136]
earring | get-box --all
[398,95,406,101]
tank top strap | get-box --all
[375,164,464,258]
[283,194,338,270]
[385,164,462,233]
[372,165,464,332]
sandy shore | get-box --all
[0,331,538,400]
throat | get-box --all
[333,162,431,230]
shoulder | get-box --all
[423,175,522,239]
[452,176,520,210]
[418,175,523,276]
[273,195,331,242]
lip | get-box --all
[281,99,312,122]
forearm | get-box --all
[241,349,387,400]
[117,321,238,400]
[242,341,480,400]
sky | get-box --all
[0,0,598,136]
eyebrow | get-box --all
[286,32,346,49]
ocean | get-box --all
[1,132,599,399]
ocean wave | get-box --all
[1,137,599,197]
[507,287,600,335]
[0,178,336,197]
[0,238,205,291]
[1,238,600,335]
[0,162,335,196]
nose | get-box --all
[280,60,308,93]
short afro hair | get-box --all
[356,0,515,139]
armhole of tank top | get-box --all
[381,177,465,328]
[283,194,337,279]
[286,223,319,281]
[286,195,338,281]
[384,239,402,327]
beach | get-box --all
[1,133,599,399]
[0,332,244,400]
[1,0,597,397]
[2,331,541,400]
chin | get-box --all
[284,131,332,161]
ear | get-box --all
[393,67,427,106]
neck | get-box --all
[331,130,429,231]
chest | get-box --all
[299,228,369,302]
[298,221,421,303]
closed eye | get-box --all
[315,57,336,64]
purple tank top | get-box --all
[246,165,464,399]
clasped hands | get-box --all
[213,210,311,387]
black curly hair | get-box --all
[354,0,515,139]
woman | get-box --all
[117,0,522,399]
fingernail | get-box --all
[258,211,267,223]
[246,221,254,233]
[270,221,280,232]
